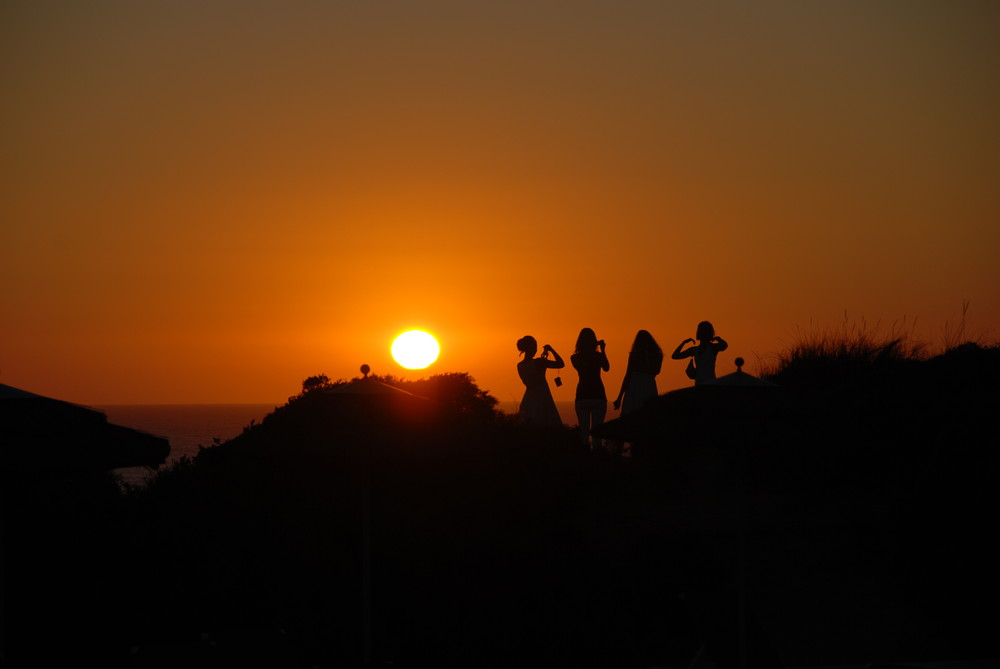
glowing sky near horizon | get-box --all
[2,1,999,405]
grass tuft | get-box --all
[759,312,929,390]
[760,302,998,392]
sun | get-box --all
[391,330,440,369]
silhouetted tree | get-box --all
[300,373,333,395]
[396,372,500,419]
[299,371,502,420]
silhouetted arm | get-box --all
[712,337,728,352]
[671,339,695,360]
[613,355,632,411]
[542,345,565,369]
[598,344,610,372]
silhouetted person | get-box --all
[516,335,565,427]
[570,328,610,448]
[613,330,663,414]
[672,321,728,385]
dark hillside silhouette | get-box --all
[600,341,1000,663]
[762,342,1000,653]
[3,348,998,666]
[110,373,781,666]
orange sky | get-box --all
[3,1,999,406]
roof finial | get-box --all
[735,357,744,372]
[360,364,370,378]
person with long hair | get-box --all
[671,320,728,385]
[570,327,610,447]
[613,330,663,415]
[516,335,564,427]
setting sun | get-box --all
[391,330,441,370]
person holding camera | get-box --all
[570,328,610,448]
[671,320,728,385]
[516,335,565,427]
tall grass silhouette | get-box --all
[763,302,991,379]
[761,312,925,388]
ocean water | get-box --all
[102,401,594,486]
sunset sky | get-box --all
[3,1,999,407]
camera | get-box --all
[554,376,563,387]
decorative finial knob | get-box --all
[360,364,370,378]
[735,357,744,371]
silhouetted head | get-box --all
[575,328,598,354]
[696,321,715,341]
[516,335,538,358]
[632,329,662,357]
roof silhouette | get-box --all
[702,357,778,387]
[1,383,170,474]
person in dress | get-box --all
[570,328,610,448]
[516,335,565,427]
[613,330,663,415]
[671,320,729,385]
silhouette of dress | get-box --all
[692,343,722,385]
[620,351,660,415]
[671,322,728,386]
[517,358,563,427]
[677,339,727,385]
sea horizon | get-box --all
[99,403,277,486]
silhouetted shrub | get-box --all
[299,373,334,395]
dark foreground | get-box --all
[3,353,999,667]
